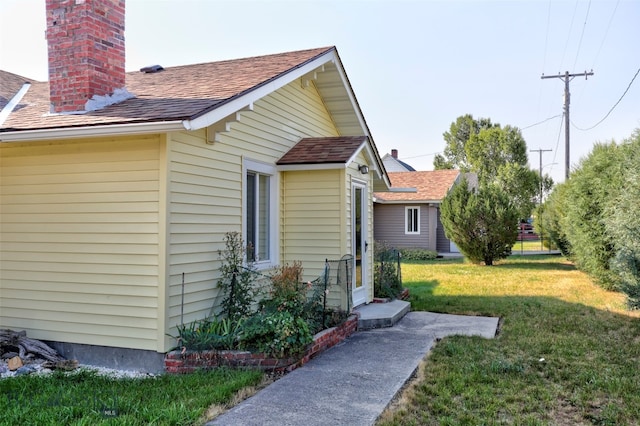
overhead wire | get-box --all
[559,0,579,70]
[572,0,591,70]
[591,0,620,69]
[550,112,565,172]
[521,114,563,131]
[572,67,640,131]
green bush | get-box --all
[240,310,313,358]
[374,241,402,299]
[440,179,519,265]
[535,183,572,257]
[562,142,625,290]
[605,130,640,307]
[399,248,438,261]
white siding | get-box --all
[0,136,162,350]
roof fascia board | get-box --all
[277,163,346,172]
[183,50,338,131]
[0,121,184,142]
[373,199,440,204]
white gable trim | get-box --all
[183,50,339,131]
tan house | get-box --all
[373,170,463,253]
[0,0,390,370]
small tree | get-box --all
[440,179,519,265]
[217,232,257,322]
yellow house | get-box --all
[0,0,390,371]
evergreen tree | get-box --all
[440,178,519,265]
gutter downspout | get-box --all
[0,82,31,126]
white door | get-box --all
[352,182,368,306]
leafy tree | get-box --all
[435,115,550,220]
[440,178,519,265]
[434,114,495,172]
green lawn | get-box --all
[0,367,263,425]
[3,255,639,425]
[378,255,640,425]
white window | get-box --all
[243,159,278,266]
[405,206,420,234]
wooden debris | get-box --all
[0,329,64,362]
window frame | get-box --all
[243,158,278,268]
[405,206,420,235]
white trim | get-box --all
[0,121,185,142]
[183,51,339,131]
[351,180,368,307]
[242,158,279,269]
[405,206,421,235]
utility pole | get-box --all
[541,70,594,180]
[530,148,552,206]
[530,148,552,251]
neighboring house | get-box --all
[0,0,390,370]
[373,170,463,253]
[381,149,415,172]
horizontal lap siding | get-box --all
[165,80,339,345]
[166,131,238,343]
[281,170,343,281]
[373,203,430,249]
[0,137,161,350]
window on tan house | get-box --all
[405,206,420,234]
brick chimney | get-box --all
[46,0,126,113]
[391,149,398,159]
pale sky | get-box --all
[1,0,639,184]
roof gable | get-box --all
[277,136,368,167]
[374,170,461,203]
[0,47,334,134]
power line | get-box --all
[591,0,620,69]
[521,114,562,131]
[572,0,592,70]
[551,113,564,170]
[572,67,640,131]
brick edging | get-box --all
[165,314,359,374]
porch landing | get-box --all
[355,299,411,330]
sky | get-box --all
[1,0,638,184]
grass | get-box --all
[0,367,264,425]
[378,255,640,425]
[511,239,557,253]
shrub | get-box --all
[374,241,402,299]
[535,183,572,257]
[605,130,640,307]
[562,142,625,290]
[440,179,519,265]
[217,232,258,322]
[240,311,313,358]
[399,248,438,261]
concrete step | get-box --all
[355,299,411,330]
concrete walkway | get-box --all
[207,311,499,426]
